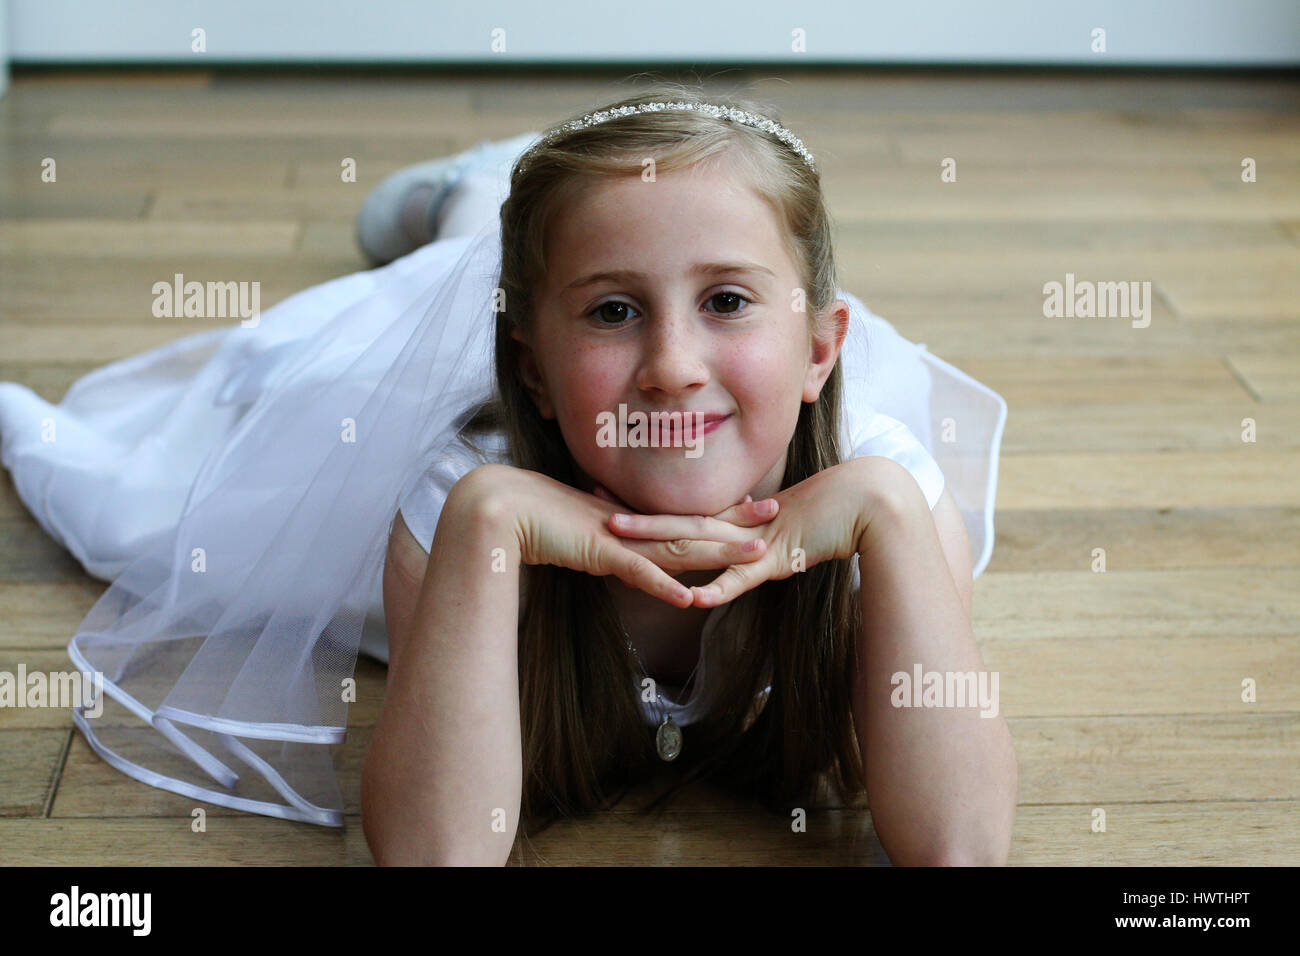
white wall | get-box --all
[6,0,1299,66]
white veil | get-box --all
[59,222,508,826]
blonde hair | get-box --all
[461,79,864,833]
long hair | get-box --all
[459,80,865,834]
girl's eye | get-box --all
[708,291,749,314]
[589,300,638,325]
[586,292,750,326]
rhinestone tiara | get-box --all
[514,100,816,176]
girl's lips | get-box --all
[658,413,730,443]
[700,414,730,438]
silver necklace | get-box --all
[619,617,703,762]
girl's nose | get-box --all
[634,309,709,394]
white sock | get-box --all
[432,168,512,239]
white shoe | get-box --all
[355,131,541,265]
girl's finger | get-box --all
[711,496,779,527]
[612,548,694,607]
[609,510,773,542]
[619,535,767,572]
[690,558,768,608]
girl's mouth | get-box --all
[658,413,730,444]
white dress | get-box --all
[0,157,1007,827]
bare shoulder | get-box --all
[383,510,429,673]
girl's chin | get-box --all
[617,489,738,517]
[592,476,748,516]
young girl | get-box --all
[0,84,1013,865]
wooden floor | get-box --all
[1,68,1297,866]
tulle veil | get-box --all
[54,222,508,826]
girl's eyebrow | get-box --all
[561,261,776,293]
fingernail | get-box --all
[757,500,776,515]
[742,539,761,552]
[612,514,630,524]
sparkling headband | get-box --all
[514,101,816,176]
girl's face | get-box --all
[515,156,848,518]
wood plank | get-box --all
[754,75,1300,112]
[0,187,151,220]
[1227,354,1300,402]
[288,157,444,188]
[0,220,299,259]
[971,569,1299,640]
[0,323,234,362]
[997,451,1300,509]
[0,815,346,865]
[825,162,1220,191]
[836,308,1300,357]
[1161,275,1300,320]
[983,402,1300,453]
[1004,801,1299,866]
[0,259,355,321]
[0,729,68,817]
[936,357,1250,406]
[148,184,366,222]
[830,186,1300,221]
[985,508,1300,571]
[987,645,1300,716]
[837,218,1297,252]
[837,249,1300,289]
[0,517,91,581]
[892,127,1300,165]
[1,131,461,166]
[0,155,292,190]
[1013,714,1300,802]
[0,581,107,648]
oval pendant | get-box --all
[656,714,683,761]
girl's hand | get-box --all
[463,464,772,608]
[591,481,782,579]
[604,458,896,608]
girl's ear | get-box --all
[803,298,850,403]
[510,327,557,420]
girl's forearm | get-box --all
[362,477,523,865]
[852,473,1018,866]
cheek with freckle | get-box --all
[551,357,626,461]
[720,340,807,461]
